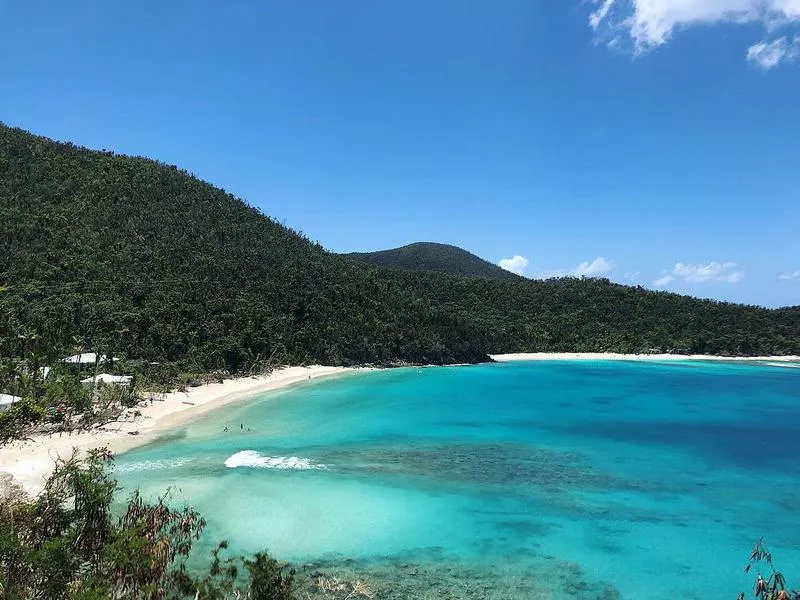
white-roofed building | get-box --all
[80,373,133,387]
[61,352,113,365]
[0,393,22,412]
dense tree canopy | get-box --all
[1,123,799,376]
[342,242,521,280]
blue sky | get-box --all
[1,0,799,307]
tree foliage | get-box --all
[1,123,799,378]
[343,242,520,280]
[0,449,296,599]
[740,539,798,600]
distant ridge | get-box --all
[343,242,519,280]
[2,123,799,370]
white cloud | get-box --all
[654,275,675,286]
[779,269,800,280]
[624,271,640,281]
[590,0,800,62]
[747,36,800,68]
[654,261,745,286]
[591,0,617,29]
[571,256,615,277]
[498,255,530,276]
[536,256,615,279]
[673,261,745,282]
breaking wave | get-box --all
[224,450,326,470]
[115,458,193,473]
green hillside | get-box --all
[343,242,519,280]
[2,123,799,372]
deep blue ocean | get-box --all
[115,360,800,599]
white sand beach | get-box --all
[3,354,798,497]
[491,352,800,362]
[0,365,359,497]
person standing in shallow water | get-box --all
[240,423,243,430]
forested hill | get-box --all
[2,123,799,371]
[343,242,519,280]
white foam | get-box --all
[763,362,800,369]
[224,450,326,470]
[115,458,192,473]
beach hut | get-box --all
[61,352,114,365]
[0,393,22,412]
[80,373,133,387]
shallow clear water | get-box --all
[115,360,800,599]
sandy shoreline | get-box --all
[0,365,360,497]
[490,352,800,362]
[3,353,798,496]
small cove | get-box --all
[115,360,800,599]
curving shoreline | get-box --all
[0,365,363,497]
[490,352,800,362]
[3,353,798,497]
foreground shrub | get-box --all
[0,448,295,600]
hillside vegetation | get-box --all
[2,123,799,374]
[343,242,519,280]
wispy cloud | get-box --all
[571,256,615,277]
[654,261,745,286]
[654,274,674,286]
[536,256,615,279]
[498,255,530,276]
[590,0,800,65]
[674,262,745,283]
[590,0,617,30]
[779,269,800,280]
[747,37,800,69]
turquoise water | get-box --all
[115,361,800,599]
